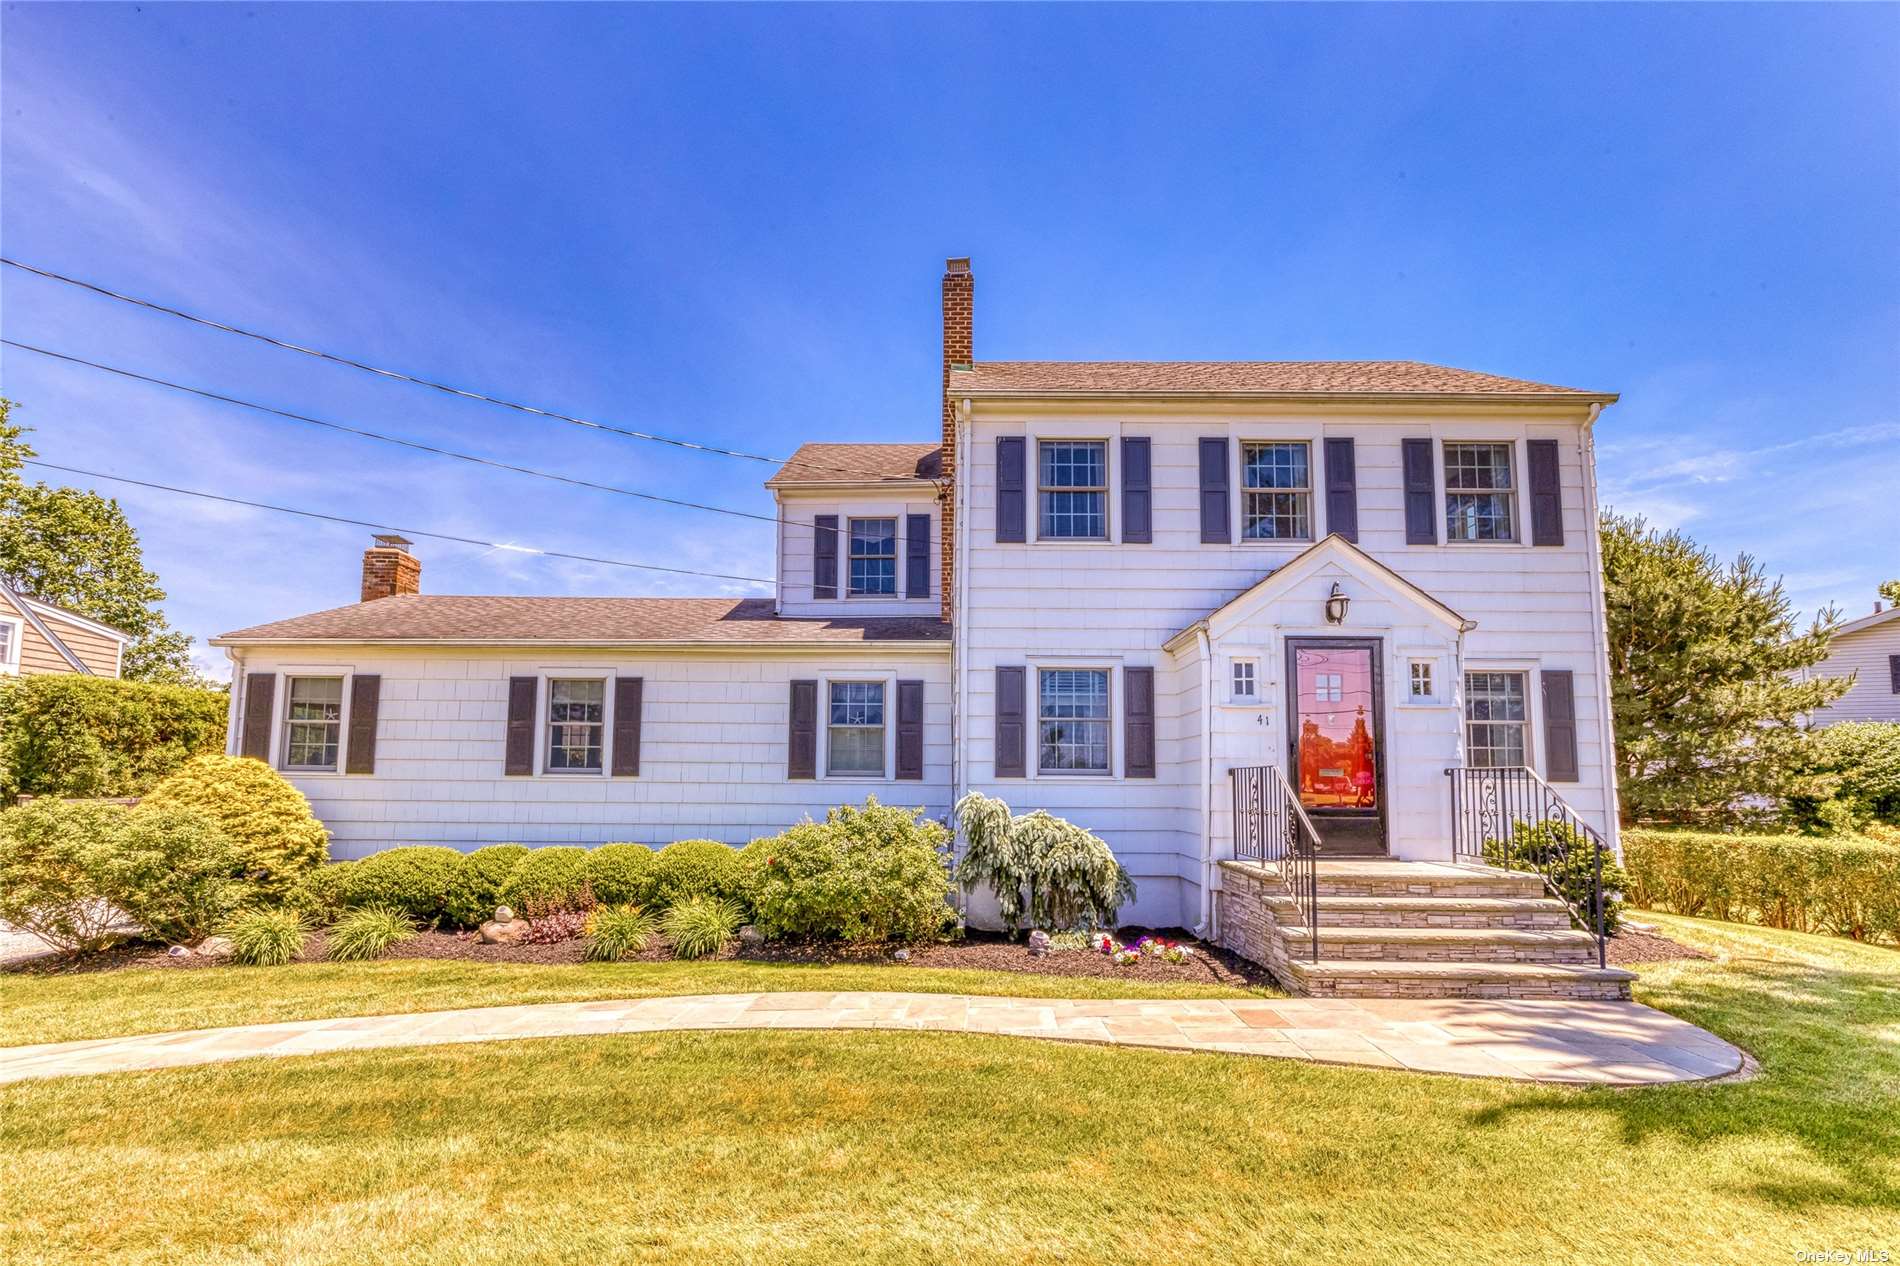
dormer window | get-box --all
[1038,441,1107,540]
[848,518,898,596]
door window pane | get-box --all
[1038,441,1108,539]
[1444,443,1517,541]
[1291,647,1377,809]
[847,518,898,596]
[548,678,605,771]
[1464,671,1528,767]
[1038,668,1110,773]
[827,681,886,775]
[283,676,343,771]
[1241,442,1312,540]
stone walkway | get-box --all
[0,992,1747,1087]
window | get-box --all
[1465,671,1528,767]
[1232,659,1257,700]
[827,681,886,776]
[547,678,605,772]
[1038,668,1111,773]
[0,619,14,667]
[1038,441,1108,539]
[1409,661,1434,701]
[283,676,343,771]
[847,517,897,596]
[1312,671,1344,704]
[1444,442,1517,542]
[1241,441,1312,541]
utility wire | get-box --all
[2,257,936,486]
[3,338,803,531]
[20,460,775,586]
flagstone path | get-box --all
[0,992,1747,1087]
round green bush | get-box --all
[585,843,654,906]
[745,798,953,944]
[108,804,246,946]
[140,755,329,896]
[443,844,529,927]
[0,798,132,953]
[342,846,463,924]
[294,860,360,923]
[499,846,593,913]
[646,839,745,911]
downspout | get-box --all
[1194,624,1216,938]
[951,400,973,920]
[223,647,245,754]
[1578,402,1623,848]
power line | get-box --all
[20,460,775,586]
[2,257,936,487]
[3,338,797,530]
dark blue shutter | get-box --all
[1121,437,1152,544]
[995,666,1026,777]
[1198,437,1230,544]
[611,677,643,777]
[813,516,838,599]
[345,675,381,775]
[1124,667,1156,778]
[1528,439,1565,546]
[996,437,1026,543]
[788,680,817,779]
[905,513,930,598]
[1541,670,1579,783]
[240,672,275,761]
[896,680,925,780]
[1889,655,1899,694]
[504,676,537,776]
[1402,439,1437,545]
[1324,438,1358,543]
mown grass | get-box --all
[1,913,1894,1264]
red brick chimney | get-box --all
[941,257,972,623]
[361,534,421,602]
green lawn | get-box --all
[2,914,1895,1264]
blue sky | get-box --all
[3,2,1896,679]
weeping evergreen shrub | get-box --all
[954,792,1134,937]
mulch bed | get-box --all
[1606,925,1710,966]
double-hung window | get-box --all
[1038,668,1110,774]
[847,518,897,596]
[283,676,343,771]
[1038,441,1107,540]
[1241,441,1313,541]
[1444,442,1518,542]
[0,619,15,669]
[1465,671,1528,767]
[827,681,886,776]
[547,678,604,772]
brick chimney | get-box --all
[361,534,420,602]
[941,257,972,623]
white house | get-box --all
[1803,603,1900,725]
[214,258,1626,990]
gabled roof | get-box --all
[765,443,943,489]
[0,581,132,674]
[1163,535,1474,653]
[213,595,950,647]
[1833,604,1900,639]
[951,360,1616,403]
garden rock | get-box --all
[737,924,765,950]
[194,936,233,958]
[1027,929,1051,958]
[892,948,910,962]
[479,908,530,945]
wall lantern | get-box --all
[1324,582,1350,626]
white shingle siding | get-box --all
[1807,617,1900,724]
[775,491,941,618]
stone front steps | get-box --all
[1216,858,1636,1000]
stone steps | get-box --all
[1285,958,1638,1001]
[1275,925,1602,964]
[1266,894,1575,930]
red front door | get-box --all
[1290,643,1380,813]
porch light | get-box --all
[1324,583,1350,626]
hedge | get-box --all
[0,674,228,803]
[443,844,530,926]
[1622,828,1900,945]
[343,846,464,924]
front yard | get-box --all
[2,912,1895,1264]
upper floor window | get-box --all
[1444,442,1518,542]
[1039,668,1111,774]
[548,678,604,772]
[1241,441,1312,541]
[1039,441,1107,540]
[827,681,885,776]
[1465,671,1528,767]
[283,676,343,771]
[848,518,897,596]
[0,619,15,667]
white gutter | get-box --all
[1579,402,1624,848]
[1194,624,1216,938]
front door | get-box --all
[1285,638,1386,855]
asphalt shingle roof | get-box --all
[950,360,1614,400]
[765,443,943,487]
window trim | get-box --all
[817,672,899,781]
[542,675,610,776]
[1035,664,1114,777]
[0,614,20,675]
[1035,438,1111,543]
[845,516,899,599]
[280,674,347,773]
[824,678,889,778]
[1462,667,1537,770]
[1441,440,1522,545]
[1238,439,1315,544]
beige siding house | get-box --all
[0,583,129,678]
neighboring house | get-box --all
[0,581,129,678]
[1802,603,1900,725]
[212,258,1622,934]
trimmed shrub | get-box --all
[646,839,746,911]
[326,906,418,961]
[662,895,742,959]
[106,804,246,946]
[586,843,655,907]
[294,861,360,923]
[342,846,463,924]
[0,798,127,953]
[223,907,310,966]
[955,793,1134,936]
[1483,821,1628,935]
[742,798,952,944]
[585,904,658,961]
[443,844,529,927]
[1623,829,1900,944]
[500,846,593,912]
[0,674,228,804]
[141,756,329,896]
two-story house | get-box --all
[214,258,1628,996]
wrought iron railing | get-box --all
[1446,765,1608,968]
[1230,764,1321,961]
